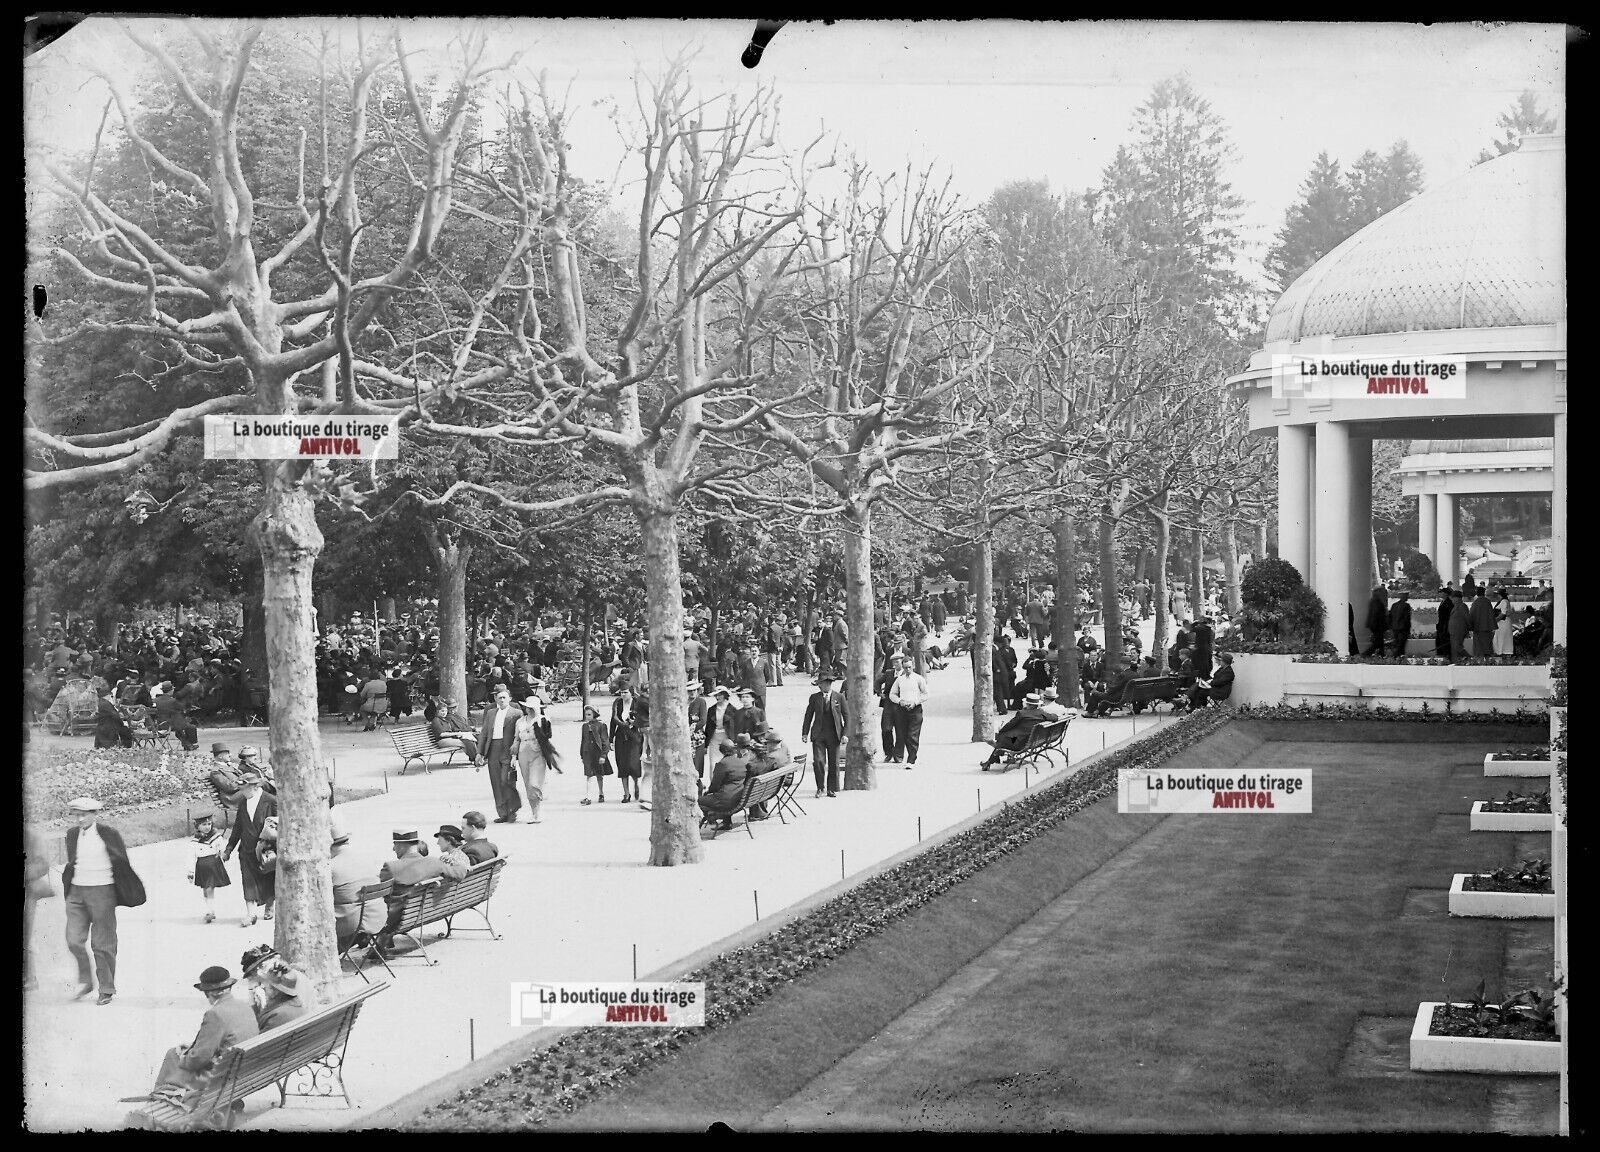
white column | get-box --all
[1436,492,1457,585]
[1349,437,1374,650]
[1552,410,1566,644]
[1417,493,1437,564]
[1277,425,1312,580]
[1313,421,1352,649]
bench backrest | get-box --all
[398,856,507,929]
[389,724,439,754]
[1123,677,1181,702]
[1028,718,1071,748]
[197,982,389,1111]
[743,769,789,808]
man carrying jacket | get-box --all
[62,796,145,1005]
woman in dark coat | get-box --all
[990,638,1016,716]
[1363,586,1389,656]
[579,705,612,804]
[223,771,277,926]
[93,691,134,748]
[1434,592,1454,658]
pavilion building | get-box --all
[1228,134,1565,649]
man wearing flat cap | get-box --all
[62,796,145,1005]
[801,672,848,797]
[137,965,259,1117]
[377,830,444,949]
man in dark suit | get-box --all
[735,643,767,713]
[1446,588,1470,662]
[1085,662,1138,717]
[1388,590,1412,656]
[728,687,766,743]
[827,612,850,678]
[222,767,277,926]
[475,685,525,823]
[1187,652,1237,710]
[801,671,848,797]
[1434,592,1454,658]
[980,693,1051,769]
[698,736,756,832]
[991,638,1016,716]
[62,796,145,1005]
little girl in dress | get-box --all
[186,813,231,923]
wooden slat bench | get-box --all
[385,856,509,964]
[389,723,468,775]
[701,768,793,839]
[339,880,397,983]
[123,981,388,1130]
[1105,676,1187,715]
[987,716,1073,774]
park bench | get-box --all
[702,767,794,839]
[122,981,389,1130]
[389,722,469,775]
[384,855,509,964]
[1103,676,1187,715]
[987,716,1072,774]
[339,879,397,983]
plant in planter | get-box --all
[1490,746,1550,761]
[1411,981,1561,1073]
[1482,789,1552,814]
[1463,858,1551,893]
[1435,981,1558,1041]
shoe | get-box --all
[530,816,543,823]
[816,788,825,798]
[905,763,913,770]
[580,798,592,806]
[204,912,215,924]
[639,801,650,810]
[73,983,93,1000]
[97,993,114,1006]
[828,791,838,797]
[981,764,991,771]
[493,817,512,823]
[263,907,273,921]
[598,796,606,803]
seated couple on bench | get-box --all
[979,689,1071,769]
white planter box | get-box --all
[1448,873,1555,918]
[1483,754,1552,777]
[1409,1002,1559,1074]
[1470,802,1553,832]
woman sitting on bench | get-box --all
[425,696,479,760]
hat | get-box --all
[813,672,835,685]
[329,814,351,846]
[733,733,755,749]
[717,740,737,754]
[194,966,236,992]
[1023,692,1042,706]
[737,687,755,697]
[211,742,231,756]
[240,766,264,783]
[67,797,103,813]
[713,685,732,698]
[392,830,419,844]
[193,813,215,826]
[436,824,464,844]
[761,727,784,743]
[1043,687,1059,700]
[238,746,260,760]
[240,945,278,978]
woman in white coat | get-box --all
[514,696,562,823]
[1492,588,1516,656]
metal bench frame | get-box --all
[992,716,1073,774]
[389,722,468,775]
[385,856,509,965]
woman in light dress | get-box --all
[1492,588,1516,656]
[514,695,562,823]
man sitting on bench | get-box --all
[980,692,1051,770]
[1185,652,1235,711]
[698,736,756,832]
[1084,663,1138,717]
[376,830,443,954]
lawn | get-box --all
[535,722,1554,1132]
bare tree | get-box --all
[26,20,518,997]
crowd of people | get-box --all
[1363,578,1555,660]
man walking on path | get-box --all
[801,671,848,797]
[62,796,145,1005]
[1468,586,1497,659]
[888,654,930,768]
[475,686,525,823]
[1446,589,1470,662]
[1387,591,1412,656]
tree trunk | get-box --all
[1052,513,1082,708]
[249,478,335,1003]
[840,502,880,791]
[635,499,702,866]
[580,613,592,715]
[380,596,397,622]
[972,533,996,741]
[1133,545,1150,583]
[1098,512,1125,676]
[1222,518,1242,615]
[1152,508,1171,670]
[1189,526,1205,611]
[708,602,720,672]
[1255,520,1269,563]
[431,532,471,714]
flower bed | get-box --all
[1219,640,1338,656]
[1484,746,1551,777]
[1448,873,1554,919]
[1289,653,1550,667]
[1235,701,1547,726]
[1481,789,1551,814]
[23,746,220,823]
[421,706,1236,1128]
[1469,801,1553,833]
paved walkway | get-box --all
[23,624,1177,1131]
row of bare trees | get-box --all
[26,21,1271,997]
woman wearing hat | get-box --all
[514,696,562,823]
[434,826,472,880]
[137,966,258,1119]
[185,814,231,923]
[240,945,308,1030]
[609,687,647,805]
[222,767,277,927]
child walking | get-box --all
[579,705,612,805]
[186,813,231,923]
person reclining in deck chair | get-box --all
[979,692,1052,770]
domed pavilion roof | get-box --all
[1265,136,1564,343]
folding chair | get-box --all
[339,880,396,983]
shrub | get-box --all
[1280,584,1327,643]
[1241,557,1304,612]
[1400,548,1438,590]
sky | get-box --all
[25,19,1567,290]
